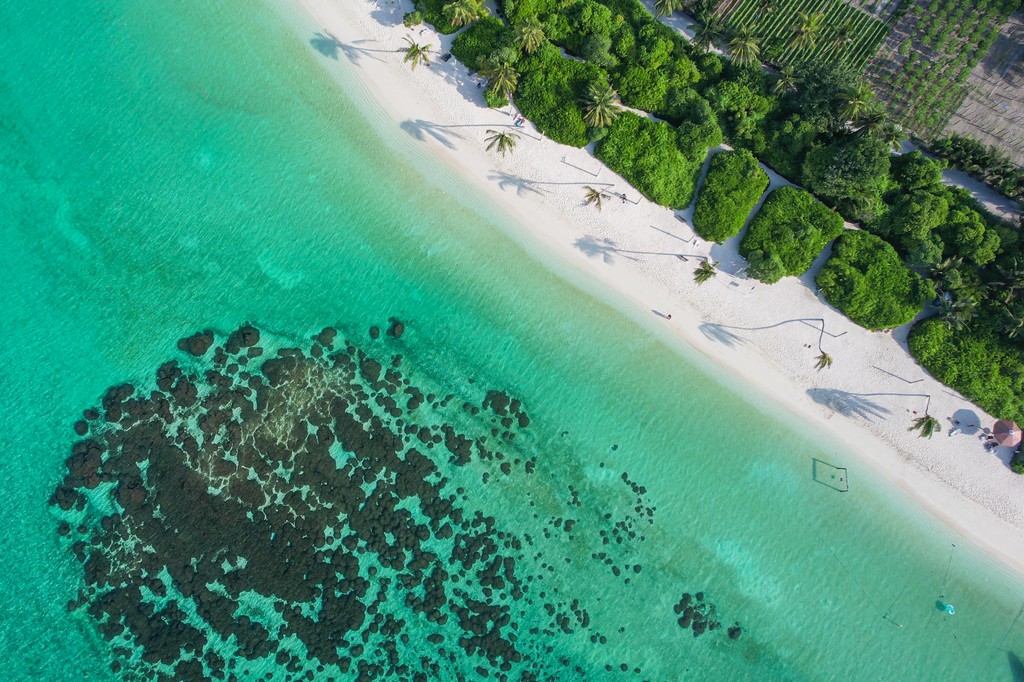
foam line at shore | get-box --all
[277,0,1024,576]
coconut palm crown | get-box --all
[581,81,621,128]
[484,129,519,157]
[400,38,431,70]
[728,29,761,68]
[515,18,546,54]
[480,59,519,100]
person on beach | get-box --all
[667,314,672,320]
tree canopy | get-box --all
[817,231,935,330]
[595,111,701,208]
[739,186,845,283]
[692,150,769,243]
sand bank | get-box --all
[279,0,1024,574]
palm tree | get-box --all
[995,257,1024,303]
[1001,304,1024,339]
[838,81,875,124]
[938,295,977,331]
[400,38,431,70]
[693,11,725,53]
[693,259,717,284]
[825,20,855,58]
[479,59,519,100]
[728,28,761,68]
[929,255,963,292]
[443,0,488,29]
[484,129,519,157]
[515,18,546,54]
[583,186,608,211]
[581,81,621,128]
[789,11,824,52]
[772,65,801,96]
[812,318,832,370]
[876,121,904,152]
[655,0,685,16]
[910,413,941,438]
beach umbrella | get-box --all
[993,420,1022,447]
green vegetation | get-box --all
[451,16,512,69]
[413,0,460,33]
[802,134,890,220]
[909,320,1024,425]
[724,0,889,69]
[400,39,432,70]
[866,0,1019,138]
[817,231,935,330]
[692,150,769,243]
[868,152,1002,269]
[739,187,844,283]
[595,112,701,207]
[484,129,520,156]
[516,44,606,147]
[416,0,1024,439]
[929,135,1024,204]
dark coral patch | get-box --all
[51,324,656,681]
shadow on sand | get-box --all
[807,388,892,422]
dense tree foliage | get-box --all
[451,16,513,69]
[515,44,606,147]
[910,319,1024,424]
[802,134,890,220]
[817,232,934,330]
[595,112,700,208]
[868,152,1001,269]
[929,134,1024,203]
[739,187,844,283]
[692,150,769,243]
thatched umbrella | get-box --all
[993,420,1022,447]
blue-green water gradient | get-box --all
[2,0,1024,679]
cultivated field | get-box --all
[866,0,1019,139]
[721,0,891,68]
[943,12,1024,165]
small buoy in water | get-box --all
[945,603,956,615]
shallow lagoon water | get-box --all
[3,0,1024,679]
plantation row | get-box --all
[866,0,1018,138]
[725,0,890,69]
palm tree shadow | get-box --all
[573,234,640,263]
[400,119,460,150]
[310,32,389,64]
[699,322,748,348]
[807,388,891,422]
[489,172,549,198]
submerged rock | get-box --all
[50,324,668,680]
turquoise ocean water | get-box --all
[3,0,1024,679]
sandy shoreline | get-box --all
[279,0,1024,574]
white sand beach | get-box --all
[281,0,1024,573]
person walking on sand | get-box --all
[667,314,672,320]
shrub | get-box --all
[595,112,701,208]
[802,135,891,206]
[909,319,1024,424]
[739,187,845,283]
[692,150,769,243]
[451,16,512,70]
[515,44,605,148]
[675,97,722,161]
[817,232,935,330]
[414,0,459,34]
[403,11,424,27]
